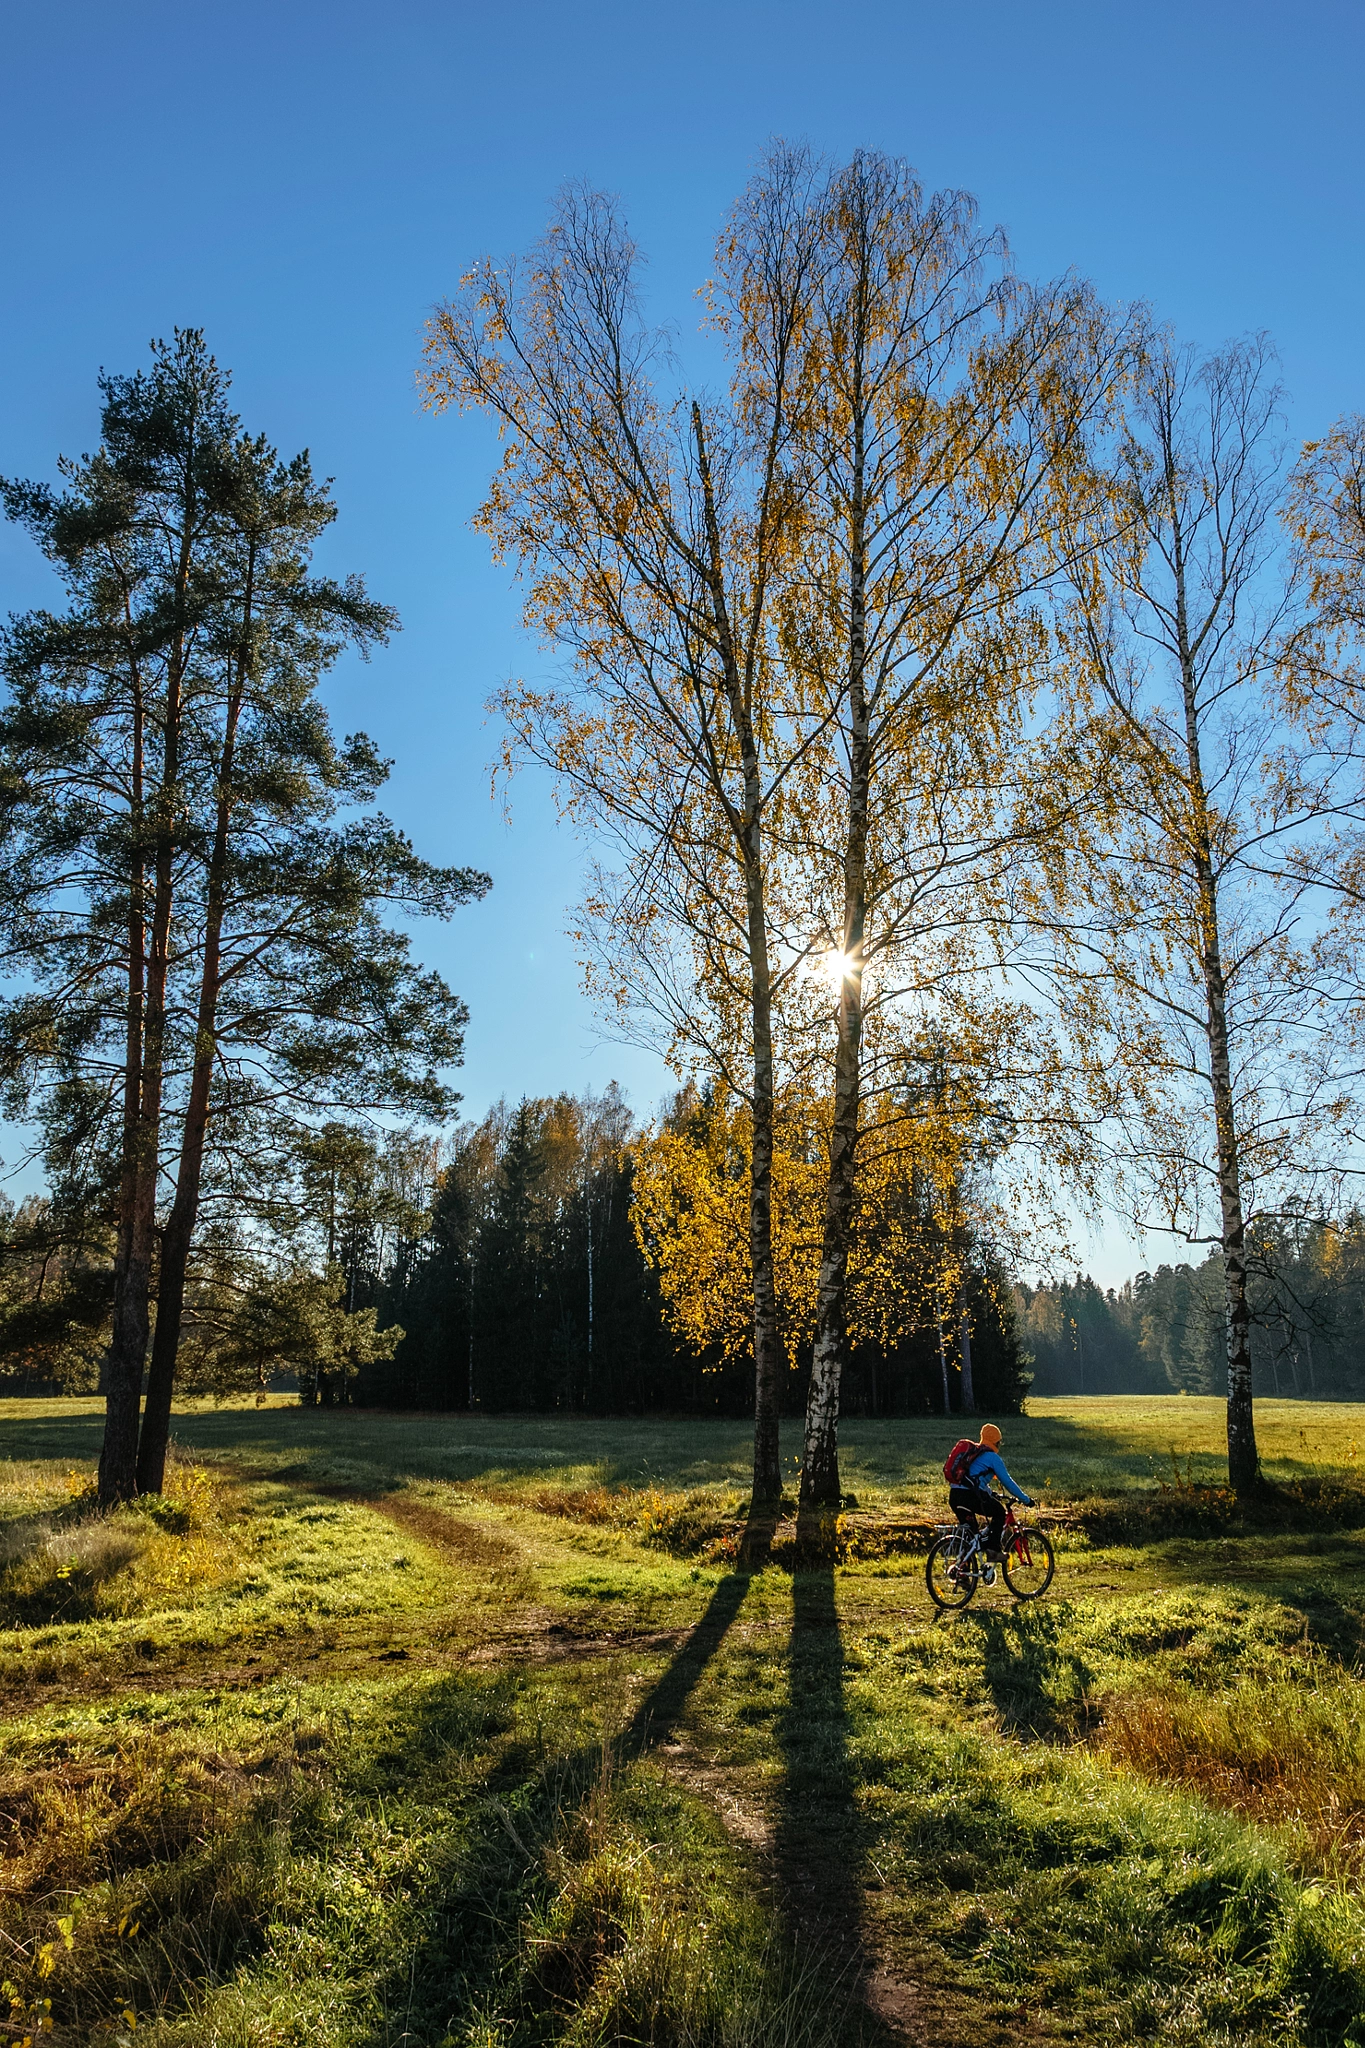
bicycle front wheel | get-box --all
[1002,1526,1055,1599]
[926,1535,977,1610]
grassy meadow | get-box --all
[3,1396,1365,2045]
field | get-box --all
[2,1395,1365,2047]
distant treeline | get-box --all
[1019,1218,1365,1399]
[335,1088,1032,1418]
[10,1080,1360,1413]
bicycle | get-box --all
[925,1502,1055,1609]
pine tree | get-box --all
[0,334,489,1495]
[0,333,237,1497]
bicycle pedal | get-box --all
[981,1566,997,1586]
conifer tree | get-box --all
[0,334,489,1497]
[0,333,235,1497]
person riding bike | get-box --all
[945,1423,1034,1562]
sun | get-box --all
[814,948,859,991]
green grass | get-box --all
[0,1665,830,2048]
[3,1397,1365,2045]
[3,1392,1358,1502]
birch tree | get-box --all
[751,152,1130,1516]
[631,1056,1022,1408]
[1284,416,1365,982]
[421,167,822,1530]
[1044,337,1351,1492]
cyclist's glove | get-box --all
[1020,1496,1035,1508]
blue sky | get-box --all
[2,0,1362,1282]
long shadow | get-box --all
[619,1567,751,1753]
[774,1567,868,1992]
[968,1605,1097,1740]
[357,1568,754,2045]
[774,1574,1000,2048]
[18,1563,755,2043]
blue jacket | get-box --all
[965,1447,1029,1503]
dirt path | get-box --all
[649,1733,1039,2048]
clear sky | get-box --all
[2,0,1362,1285]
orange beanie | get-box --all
[978,1423,1002,1448]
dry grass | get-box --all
[519,1755,842,2048]
[503,1484,743,1561]
[0,1458,236,1627]
[529,1759,716,2042]
[0,1460,92,1521]
[0,1517,146,1622]
[0,1718,298,2044]
[1102,1667,1365,1875]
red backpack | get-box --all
[943,1437,978,1488]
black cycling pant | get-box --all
[949,1484,1005,1552]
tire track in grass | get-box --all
[0,1486,706,1707]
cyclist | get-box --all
[945,1422,1034,1562]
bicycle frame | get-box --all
[928,1500,1054,1610]
[936,1519,988,1583]
[1003,1506,1037,1568]
[945,1504,1034,1571]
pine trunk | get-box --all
[101,887,169,1501]
[136,601,248,1494]
[99,438,196,1501]
[136,988,215,1494]
[100,680,148,1504]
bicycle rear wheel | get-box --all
[926,1535,977,1609]
[1002,1526,1054,1598]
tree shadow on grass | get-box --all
[774,1573,1015,2048]
[773,1567,928,2042]
[619,1566,751,1753]
[966,1605,1097,1740]
[1269,1580,1365,1666]
[775,1567,864,1963]
[352,1569,755,2046]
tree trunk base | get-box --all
[740,1499,782,1568]
[98,1366,143,1505]
[794,1504,842,1563]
